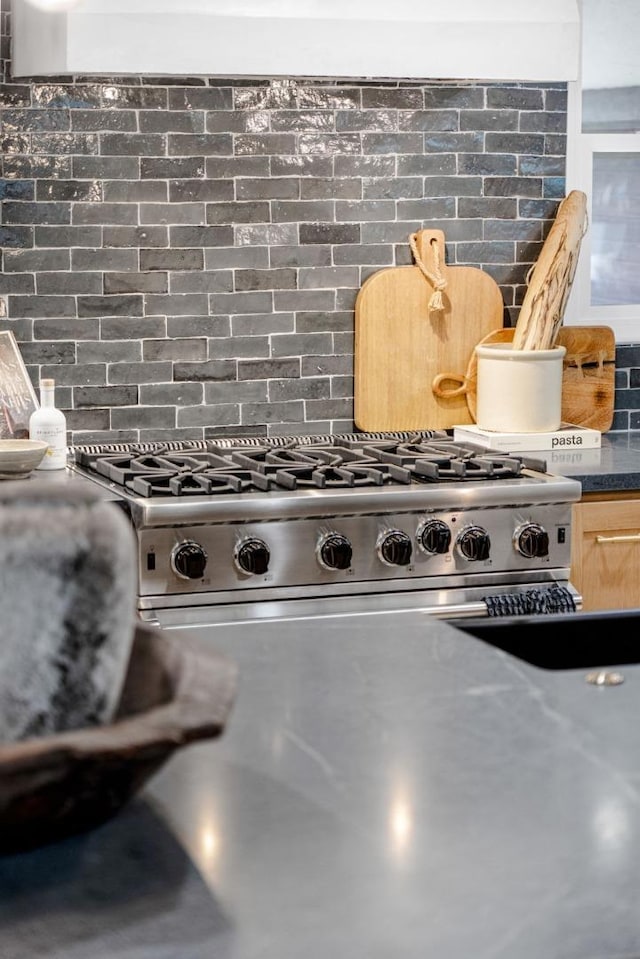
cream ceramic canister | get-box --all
[475,342,567,433]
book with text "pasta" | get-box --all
[452,422,602,452]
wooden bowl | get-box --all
[0,622,237,854]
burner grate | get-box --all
[70,432,549,498]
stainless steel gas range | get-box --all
[68,431,583,628]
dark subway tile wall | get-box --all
[0,0,635,440]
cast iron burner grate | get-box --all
[71,434,547,498]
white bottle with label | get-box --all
[29,378,68,470]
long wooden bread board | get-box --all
[440,325,616,432]
[512,191,588,351]
[354,229,505,431]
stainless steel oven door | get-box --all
[139,578,582,630]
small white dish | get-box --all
[0,439,49,479]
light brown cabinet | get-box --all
[571,492,640,611]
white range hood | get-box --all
[13,0,580,82]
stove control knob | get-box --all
[457,526,491,562]
[235,538,270,575]
[515,523,549,558]
[171,541,208,580]
[378,530,412,567]
[317,532,353,571]
[417,519,452,555]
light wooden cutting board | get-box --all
[434,325,616,432]
[354,229,505,431]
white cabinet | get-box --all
[12,0,580,81]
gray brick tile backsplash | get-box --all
[145,293,208,315]
[70,109,137,131]
[140,382,204,404]
[20,339,75,364]
[141,248,204,271]
[33,317,99,339]
[139,110,205,134]
[104,271,168,294]
[140,202,204,226]
[74,385,138,406]
[208,335,269,359]
[9,294,76,317]
[37,179,102,201]
[4,248,69,270]
[269,245,331,268]
[104,180,167,202]
[170,271,232,294]
[104,226,168,248]
[242,400,304,425]
[231,312,293,335]
[168,315,229,337]
[73,201,138,224]
[142,340,207,363]
[235,268,296,292]
[169,178,233,202]
[235,223,297,247]
[141,156,205,179]
[207,156,270,178]
[204,245,269,269]
[72,155,139,179]
[107,360,172,384]
[170,225,233,247]
[77,340,142,363]
[3,155,71,179]
[1,15,634,441]
[37,271,102,294]
[207,201,269,224]
[35,225,101,246]
[0,178,34,200]
[179,403,239,429]
[204,380,269,404]
[168,87,233,111]
[100,315,167,339]
[72,248,138,271]
[0,271,33,292]
[518,198,559,218]
[300,223,360,244]
[167,133,232,156]
[77,294,144,317]
[110,405,176,429]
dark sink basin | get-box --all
[454,609,640,670]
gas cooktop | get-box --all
[71,431,550,499]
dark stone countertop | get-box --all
[2,611,640,959]
[522,430,640,494]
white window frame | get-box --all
[564,54,640,342]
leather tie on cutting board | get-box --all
[354,229,504,431]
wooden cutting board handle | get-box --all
[432,372,468,399]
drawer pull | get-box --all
[596,533,640,544]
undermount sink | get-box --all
[454,609,640,670]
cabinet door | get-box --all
[572,499,640,611]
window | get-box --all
[565,0,640,341]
